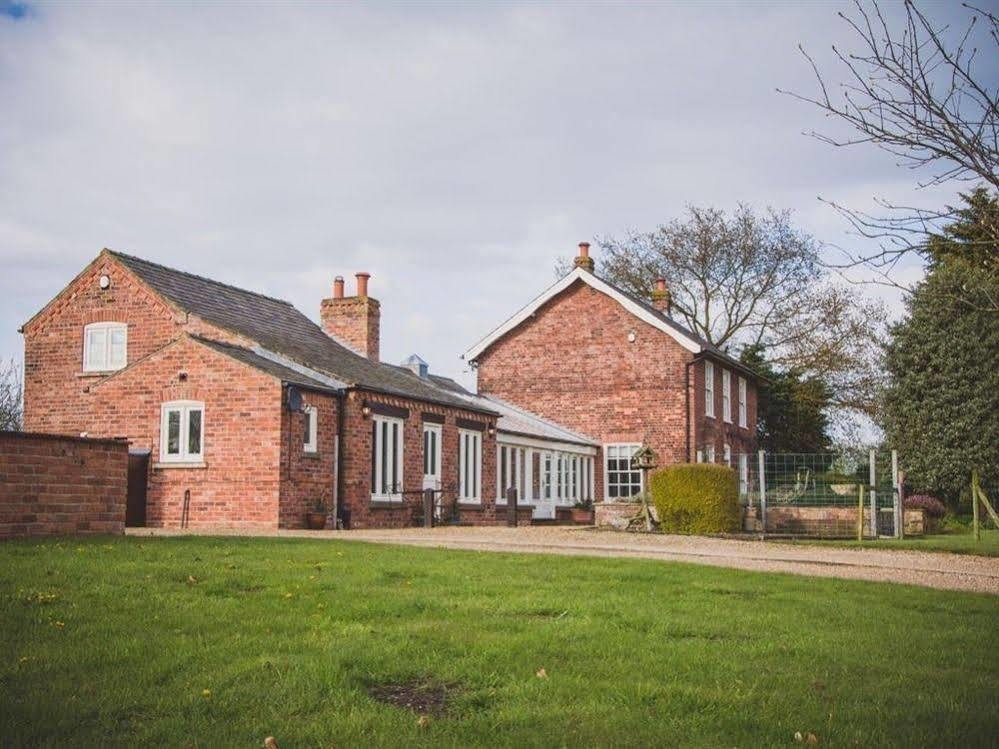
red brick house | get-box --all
[20,249,599,529]
[464,243,759,503]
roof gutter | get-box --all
[349,385,501,418]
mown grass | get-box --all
[1,535,997,748]
[788,528,999,557]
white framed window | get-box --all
[423,424,442,484]
[722,369,732,423]
[159,401,204,464]
[723,443,731,467]
[371,416,404,500]
[696,449,704,463]
[83,322,127,372]
[458,429,481,502]
[738,377,748,428]
[705,444,716,463]
[303,406,318,453]
[704,361,715,418]
[604,443,642,500]
[738,453,749,496]
[497,444,527,503]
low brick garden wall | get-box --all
[748,505,927,537]
[595,501,642,528]
[0,431,128,539]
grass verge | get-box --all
[1,535,997,747]
[784,528,999,557]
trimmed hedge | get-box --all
[650,463,740,534]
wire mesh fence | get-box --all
[736,449,901,538]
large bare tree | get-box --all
[0,358,23,431]
[590,205,886,416]
[781,0,998,283]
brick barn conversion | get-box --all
[19,244,757,530]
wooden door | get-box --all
[126,452,149,527]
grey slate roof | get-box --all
[409,372,597,447]
[191,336,347,393]
[109,251,497,414]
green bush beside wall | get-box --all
[650,464,740,534]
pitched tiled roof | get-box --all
[463,266,761,380]
[109,251,496,414]
[192,336,347,393]
[406,371,597,448]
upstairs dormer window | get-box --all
[83,322,127,372]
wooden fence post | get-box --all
[897,469,906,540]
[892,451,901,539]
[972,472,981,542]
[857,485,864,541]
[758,450,767,535]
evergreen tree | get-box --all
[883,192,999,503]
[740,345,832,454]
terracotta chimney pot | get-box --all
[573,241,595,273]
[333,276,345,299]
[355,272,371,298]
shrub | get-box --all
[650,464,740,535]
[904,494,947,519]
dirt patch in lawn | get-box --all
[369,678,460,717]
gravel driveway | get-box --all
[128,525,999,594]
[342,526,999,594]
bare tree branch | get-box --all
[780,0,998,282]
[0,358,23,431]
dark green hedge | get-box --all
[650,464,740,534]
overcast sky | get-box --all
[0,1,983,389]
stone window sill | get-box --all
[77,371,119,378]
[456,500,482,507]
[153,461,207,470]
[300,451,321,459]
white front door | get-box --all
[422,424,442,491]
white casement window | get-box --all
[497,445,527,504]
[704,361,715,418]
[423,424,442,485]
[705,444,716,464]
[722,369,732,423]
[723,443,732,467]
[303,406,318,453]
[738,377,748,428]
[604,443,642,500]
[371,416,404,500]
[458,429,481,502]
[160,401,204,464]
[696,449,704,463]
[83,322,127,372]
[738,453,749,496]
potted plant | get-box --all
[306,500,328,530]
[570,498,594,524]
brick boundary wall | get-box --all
[0,431,128,539]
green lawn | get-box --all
[785,528,999,557]
[1,536,997,748]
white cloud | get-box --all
[0,1,978,388]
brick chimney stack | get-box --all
[651,277,671,314]
[321,272,380,361]
[573,242,595,273]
